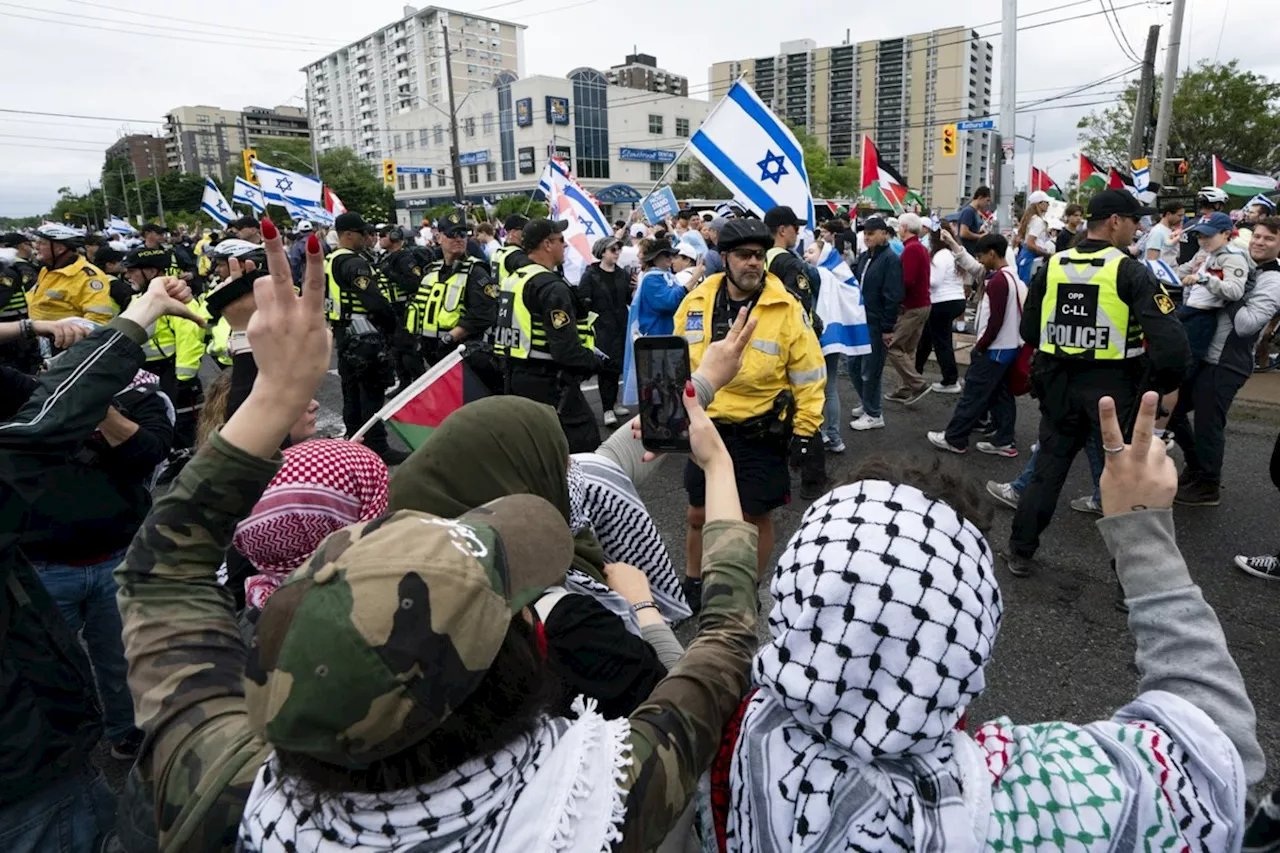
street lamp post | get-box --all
[271,149,320,179]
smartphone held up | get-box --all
[633,335,692,454]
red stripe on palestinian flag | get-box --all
[1080,154,1107,190]
[1213,155,1278,196]
[1107,168,1133,190]
[860,136,910,211]
[1031,167,1063,200]
[382,350,489,450]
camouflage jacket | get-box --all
[116,433,759,852]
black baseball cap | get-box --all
[504,214,529,232]
[334,212,368,234]
[438,208,470,238]
[862,216,893,233]
[229,216,260,231]
[1086,189,1157,221]
[94,246,125,266]
[0,232,31,247]
[764,205,803,230]
[521,218,568,251]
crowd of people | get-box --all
[1,174,1279,853]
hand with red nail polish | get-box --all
[306,233,320,254]
[260,217,278,241]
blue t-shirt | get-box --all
[958,205,984,254]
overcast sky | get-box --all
[2,0,1275,217]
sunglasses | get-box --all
[730,247,766,261]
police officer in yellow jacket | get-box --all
[764,205,817,324]
[1006,189,1190,576]
[674,217,827,602]
[28,224,115,325]
[327,212,407,466]
[493,218,604,452]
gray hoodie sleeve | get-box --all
[1234,268,1280,337]
[641,622,686,670]
[1097,509,1265,784]
[592,372,715,487]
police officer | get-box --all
[28,223,116,326]
[764,205,817,323]
[379,225,427,387]
[326,212,407,466]
[1006,189,1191,576]
[1,232,40,291]
[492,218,603,452]
[0,252,39,372]
[406,208,501,391]
[139,223,192,281]
[492,214,529,287]
[673,217,827,607]
[94,246,134,315]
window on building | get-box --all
[434,125,444,144]
[464,117,476,138]
[482,112,494,134]
[437,172,446,187]
[648,114,663,134]
[649,162,665,181]
[571,68,610,179]
[485,161,496,182]
[467,164,480,184]
[393,134,402,151]
[676,163,691,182]
[675,117,690,137]
[420,128,430,146]
[409,173,419,189]
[406,133,415,149]
[398,174,406,190]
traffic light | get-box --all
[242,148,257,183]
[941,124,958,157]
[1170,158,1190,187]
[382,159,397,186]
[63,212,71,220]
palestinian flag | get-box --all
[1030,167,1063,200]
[355,348,488,450]
[1079,154,1108,191]
[860,136,910,212]
[1213,155,1278,196]
[1107,168,1133,190]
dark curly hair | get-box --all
[275,614,559,795]
[840,455,995,534]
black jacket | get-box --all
[1020,237,1191,394]
[855,245,904,335]
[577,262,631,359]
[0,318,155,804]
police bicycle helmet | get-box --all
[207,238,267,264]
[205,239,269,319]
[1196,186,1230,207]
[35,222,86,248]
[716,217,772,254]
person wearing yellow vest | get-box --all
[405,208,501,390]
[492,214,529,288]
[493,218,604,452]
[0,254,41,373]
[1005,189,1190,578]
[139,223,193,282]
[673,218,827,606]
[327,212,407,466]
[763,205,817,325]
[28,223,116,326]
[377,225,428,388]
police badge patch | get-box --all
[484,283,498,298]
[88,279,105,291]
[412,266,422,277]
[354,276,371,290]
[1154,293,1175,315]
[550,309,571,329]
[686,311,703,331]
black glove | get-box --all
[794,433,827,499]
[790,432,814,469]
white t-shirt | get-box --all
[419,226,434,245]
[1144,222,1179,267]
[928,249,967,303]
[618,244,640,272]
[1025,215,1049,252]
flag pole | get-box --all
[349,346,465,442]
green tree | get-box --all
[670,159,730,200]
[1077,60,1280,189]
[316,147,396,221]
[491,195,548,221]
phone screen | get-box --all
[634,337,691,453]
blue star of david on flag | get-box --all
[215,199,228,214]
[275,176,294,193]
[757,150,788,184]
[579,216,595,236]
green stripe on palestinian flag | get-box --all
[354,347,489,451]
[860,136,911,212]
[1079,154,1107,190]
[1031,167,1063,200]
[1213,155,1278,196]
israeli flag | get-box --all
[619,297,643,407]
[201,179,234,226]
[690,80,815,230]
[1132,158,1151,193]
[252,159,324,209]
[1144,257,1180,291]
[232,176,266,214]
[106,215,136,235]
[814,244,871,356]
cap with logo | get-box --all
[439,208,471,239]
[1086,189,1158,221]
[244,493,574,767]
[1185,211,1235,236]
[334,212,369,234]
[123,247,173,270]
[520,218,569,251]
[763,205,803,231]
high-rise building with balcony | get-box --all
[710,27,994,210]
[163,105,309,180]
[303,5,525,163]
[605,52,688,96]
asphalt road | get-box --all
[101,359,1280,797]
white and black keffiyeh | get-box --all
[726,480,1247,852]
[569,454,691,621]
[239,698,632,853]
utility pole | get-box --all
[996,0,1017,229]
[1128,25,1161,165]
[117,164,131,221]
[147,149,167,228]
[441,21,466,205]
[1150,0,1186,184]
[306,88,321,179]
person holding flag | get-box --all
[493,218,604,453]
[674,218,826,607]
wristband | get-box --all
[631,600,658,614]
[19,318,35,341]
[227,331,253,356]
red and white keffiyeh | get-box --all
[234,439,388,609]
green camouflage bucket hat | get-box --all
[243,493,574,767]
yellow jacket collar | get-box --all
[693,271,790,307]
[45,256,98,279]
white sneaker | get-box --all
[612,404,630,418]
[850,405,865,419]
[849,414,884,431]
[931,381,962,394]
[602,410,618,427]
[985,480,1021,509]
[975,441,1018,458]
[927,430,966,454]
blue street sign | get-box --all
[458,150,490,166]
[956,119,996,131]
[396,165,434,175]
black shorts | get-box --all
[684,428,790,517]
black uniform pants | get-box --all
[1009,360,1143,558]
[508,363,600,453]
[597,361,623,412]
[1167,361,1248,485]
[334,325,390,454]
[915,299,967,386]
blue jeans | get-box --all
[847,337,887,418]
[1011,435,1103,501]
[33,550,136,742]
[821,353,842,443]
[0,769,116,853]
